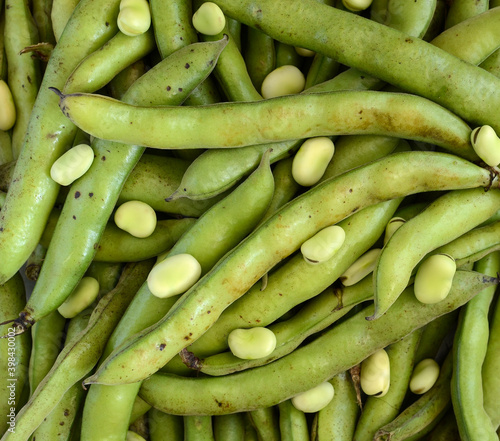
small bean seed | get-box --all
[383,217,406,246]
[409,358,440,394]
[414,254,456,304]
[340,248,381,286]
[50,144,94,186]
[292,137,335,187]
[193,2,226,35]
[118,0,151,36]
[114,200,157,239]
[57,277,100,319]
[470,125,500,167]
[300,225,345,264]
[228,327,277,360]
[0,79,16,131]
[360,348,391,397]
[261,65,305,99]
[291,381,335,413]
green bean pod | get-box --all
[379,0,436,38]
[4,0,42,159]
[55,89,477,160]
[278,400,309,441]
[32,0,56,44]
[184,415,215,441]
[374,352,453,440]
[212,0,500,132]
[0,273,30,436]
[353,329,422,441]
[480,47,500,78]
[0,260,153,441]
[247,407,280,441]
[445,0,489,29]
[86,151,498,386]
[313,372,359,441]
[0,0,121,286]
[424,409,461,441]
[372,187,500,320]
[51,0,80,42]
[137,270,497,415]
[214,414,246,441]
[244,27,276,92]
[148,408,183,441]
[451,251,500,441]
[64,29,156,94]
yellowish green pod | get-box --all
[414,254,456,304]
[409,358,440,394]
[147,253,202,299]
[118,0,151,37]
[292,137,335,187]
[261,65,305,99]
[383,217,406,246]
[192,2,226,36]
[57,277,100,318]
[114,200,157,239]
[291,381,335,413]
[340,248,381,286]
[50,144,94,186]
[470,125,500,167]
[0,79,16,131]
[228,327,277,360]
[360,348,391,397]
[300,225,345,264]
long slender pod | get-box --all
[137,271,498,415]
[87,151,498,386]
[247,407,281,441]
[32,0,56,45]
[51,0,81,42]
[278,400,309,441]
[148,408,183,441]
[184,415,215,441]
[0,0,121,285]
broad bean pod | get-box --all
[32,0,56,44]
[184,415,214,441]
[278,399,309,440]
[85,151,499,385]
[247,407,280,441]
[137,270,497,415]
[0,0,121,286]
[213,413,246,441]
[445,0,488,29]
[51,0,80,41]
[148,408,183,441]
[244,27,276,92]
[55,89,477,160]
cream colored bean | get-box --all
[292,137,335,186]
[0,80,16,131]
[192,2,226,35]
[414,254,456,304]
[470,125,500,167]
[300,225,345,264]
[147,253,202,299]
[57,277,100,319]
[383,217,406,246]
[360,348,391,397]
[261,65,305,99]
[340,248,381,286]
[114,200,157,238]
[291,381,335,413]
[409,358,440,394]
[126,430,147,441]
[117,0,151,36]
[228,327,277,360]
[342,0,374,11]
[50,144,94,186]
[295,47,315,57]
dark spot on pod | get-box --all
[358,110,363,114]
[72,215,76,220]
[405,38,413,43]
[89,193,94,197]
[351,206,359,213]
[0,227,3,232]
[27,75,32,84]
[166,86,171,91]
[185,63,190,69]
[159,343,166,351]
[101,156,106,161]
[178,88,183,92]
[184,335,190,340]
[59,422,65,426]
[64,409,70,416]
[93,243,98,250]
[105,21,109,26]
[207,310,211,314]
[74,191,81,198]
[349,188,353,193]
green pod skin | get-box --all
[12,38,228,333]
[30,308,92,441]
[0,0,121,286]
[25,243,47,282]
[244,27,276,92]
[445,0,489,29]
[4,0,42,160]
[0,131,12,167]
[64,29,156,94]
[379,0,436,38]
[107,60,146,101]
[214,414,246,441]
[422,0,447,41]
[80,150,275,441]
[0,273,30,436]
[184,415,215,441]
[137,270,498,415]
[51,0,81,42]
[129,396,152,425]
[275,42,304,69]
[424,409,461,441]
[374,352,453,441]
[86,151,498,386]
[247,407,280,441]
[55,89,476,160]
[83,261,123,298]
[278,400,309,441]
[194,273,374,376]
[432,7,500,66]
[480,47,500,79]
[450,251,500,441]
[353,329,422,441]
[180,198,401,361]
[314,372,359,441]
[0,261,153,441]
[28,311,67,396]
[372,187,500,320]
[32,0,57,44]
[148,408,184,441]
[304,52,340,89]
[212,0,500,132]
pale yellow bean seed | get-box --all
[291,382,335,413]
[301,225,345,264]
[292,137,335,186]
[58,277,100,319]
[192,2,226,35]
[340,248,382,286]
[383,217,406,246]
[126,431,147,441]
[360,348,391,397]
[147,253,202,299]
[228,327,277,360]
[117,0,151,37]
[409,358,440,394]
[414,254,456,304]
[295,47,315,57]
[342,0,374,12]
[261,65,306,99]
[0,80,16,131]
[50,144,94,186]
[470,125,500,167]
[114,200,157,238]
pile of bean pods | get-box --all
[1,0,500,439]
